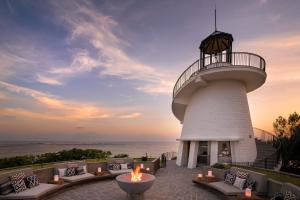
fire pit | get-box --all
[116,166,155,200]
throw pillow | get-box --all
[224,170,230,180]
[82,165,87,173]
[230,168,238,176]
[284,191,297,200]
[233,176,246,190]
[243,178,256,190]
[25,175,39,188]
[112,163,121,170]
[66,167,76,177]
[127,163,132,169]
[0,180,14,195]
[76,166,85,175]
[10,172,25,181]
[121,163,128,170]
[10,172,27,193]
[236,171,248,179]
[58,168,66,178]
[224,173,236,185]
[108,164,113,170]
[271,192,284,200]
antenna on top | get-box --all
[214,4,217,31]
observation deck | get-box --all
[172,52,267,122]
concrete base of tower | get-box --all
[176,138,257,168]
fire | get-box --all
[131,166,142,182]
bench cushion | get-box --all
[108,169,132,175]
[0,183,58,199]
[209,181,243,196]
[61,173,94,183]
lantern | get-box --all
[245,188,252,197]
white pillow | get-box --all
[82,165,87,173]
[233,176,246,190]
[120,163,128,170]
[58,168,66,177]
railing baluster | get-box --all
[173,52,265,98]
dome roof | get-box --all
[199,31,233,54]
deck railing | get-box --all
[173,52,266,98]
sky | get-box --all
[0,0,299,141]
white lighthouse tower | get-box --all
[173,15,266,168]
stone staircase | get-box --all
[253,139,278,169]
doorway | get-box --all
[197,141,209,165]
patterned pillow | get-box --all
[76,166,85,175]
[10,172,27,193]
[224,173,236,185]
[284,191,297,200]
[25,175,39,188]
[233,177,246,190]
[127,163,132,169]
[271,192,284,200]
[224,170,231,180]
[112,163,121,170]
[230,168,238,176]
[236,171,248,179]
[66,167,76,177]
[243,178,256,190]
[10,172,25,181]
[108,164,114,170]
[0,180,14,195]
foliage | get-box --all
[113,154,129,158]
[0,148,111,169]
[273,112,300,174]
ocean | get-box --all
[0,141,178,158]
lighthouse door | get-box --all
[197,141,209,166]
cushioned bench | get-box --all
[0,183,58,200]
[0,168,59,200]
[199,166,268,196]
[53,161,95,183]
[107,158,133,175]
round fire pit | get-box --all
[116,173,155,200]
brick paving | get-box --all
[47,161,222,200]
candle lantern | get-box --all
[198,173,203,178]
[245,188,252,197]
[208,170,213,177]
[54,175,59,182]
[97,167,102,173]
[146,167,150,171]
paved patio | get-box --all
[48,161,222,200]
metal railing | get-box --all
[253,127,275,143]
[173,52,266,98]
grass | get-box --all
[232,165,300,187]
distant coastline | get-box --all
[0,141,178,158]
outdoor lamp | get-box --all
[245,188,252,197]
[54,175,59,182]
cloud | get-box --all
[237,33,300,83]
[40,1,174,94]
[119,112,141,119]
[0,92,7,100]
[0,80,110,120]
[36,74,62,85]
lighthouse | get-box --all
[172,14,266,168]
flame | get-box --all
[131,166,142,182]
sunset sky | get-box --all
[0,0,299,141]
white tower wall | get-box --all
[180,79,257,163]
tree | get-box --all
[273,112,300,174]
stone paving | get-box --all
[48,161,222,200]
